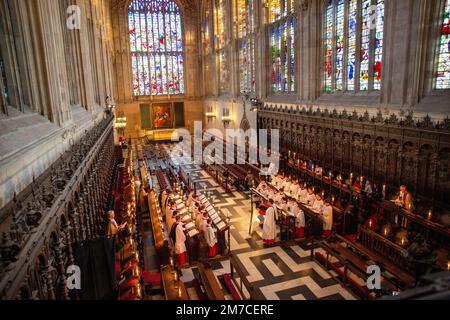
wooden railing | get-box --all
[229,254,265,300]
[357,226,409,271]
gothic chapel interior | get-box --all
[0,0,449,301]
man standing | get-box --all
[263,199,277,246]
[205,219,218,257]
[298,183,308,204]
[174,216,188,267]
[322,201,333,238]
[289,199,305,238]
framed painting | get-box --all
[152,103,173,129]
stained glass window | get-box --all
[323,0,385,93]
[202,1,214,96]
[373,0,384,90]
[215,0,229,94]
[269,0,296,93]
[347,0,358,91]
[360,0,371,91]
[436,0,450,89]
[335,0,345,91]
[324,1,333,92]
[236,0,256,93]
[128,0,184,96]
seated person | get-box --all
[364,180,373,195]
[353,178,361,190]
[315,166,323,176]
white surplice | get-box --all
[175,223,187,254]
[322,205,333,231]
[262,206,277,241]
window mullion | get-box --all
[343,0,349,91]
[368,0,376,91]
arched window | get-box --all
[128,0,185,96]
[235,0,256,93]
[214,0,230,94]
[436,0,450,89]
[324,0,385,93]
[268,0,296,94]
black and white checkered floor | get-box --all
[157,144,356,300]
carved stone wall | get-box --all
[0,115,115,300]
[0,0,116,208]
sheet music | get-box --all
[213,216,221,224]
[182,215,191,222]
[177,203,185,209]
[175,199,182,205]
[184,222,195,230]
[216,221,226,230]
[199,195,206,201]
[209,212,219,220]
[179,208,188,215]
[188,229,199,237]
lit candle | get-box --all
[170,257,174,267]
[369,220,372,228]
[401,238,405,246]
[447,261,450,270]
[350,173,353,180]
[384,227,388,236]
[178,286,182,299]
[427,210,433,220]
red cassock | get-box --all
[178,252,186,266]
[209,243,217,257]
[296,227,305,238]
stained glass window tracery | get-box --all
[436,0,450,89]
[269,0,296,93]
[128,0,185,96]
[236,0,256,93]
[323,0,385,93]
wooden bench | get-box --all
[337,234,415,288]
[198,263,226,300]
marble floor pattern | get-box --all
[156,143,357,300]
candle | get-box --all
[428,210,433,220]
[369,220,372,228]
[401,238,405,246]
[170,257,174,267]
[384,227,388,236]
[447,261,450,270]
[178,286,182,299]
